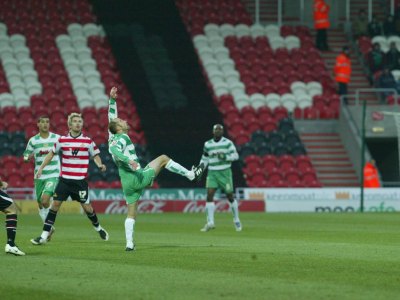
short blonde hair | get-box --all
[68,113,83,126]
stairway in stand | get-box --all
[314,28,380,105]
[301,132,359,187]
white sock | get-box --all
[205,202,215,225]
[166,159,191,179]
[125,218,135,245]
[230,200,240,223]
[39,207,49,223]
[40,230,49,240]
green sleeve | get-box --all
[108,98,117,122]
[110,144,130,164]
[23,139,34,157]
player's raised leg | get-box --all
[148,154,204,181]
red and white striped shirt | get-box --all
[53,133,100,180]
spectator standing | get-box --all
[383,15,397,36]
[352,9,369,39]
[313,0,330,51]
[394,7,400,34]
[368,43,386,74]
[385,42,400,70]
[334,46,352,104]
[368,15,383,38]
[363,160,380,188]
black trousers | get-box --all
[338,82,348,104]
[316,29,328,50]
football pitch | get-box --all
[1,212,399,300]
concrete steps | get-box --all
[301,132,359,186]
[314,28,380,105]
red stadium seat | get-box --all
[261,155,278,171]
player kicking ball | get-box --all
[108,87,204,251]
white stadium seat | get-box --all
[14,98,30,108]
[285,36,300,50]
[0,93,14,107]
[266,24,280,37]
[220,24,235,38]
[250,93,266,109]
[68,23,83,36]
[193,35,209,48]
[83,23,100,37]
[56,35,71,48]
[266,93,281,109]
[281,93,297,112]
[250,24,265,38]
[204,24,220,38]
[209,36,224,49]
[235,24,250,37]
[270,36,285,51]
[234,94,251,110]
[14,47,30,60]
[296,94,313,109]
[10,34,26,48]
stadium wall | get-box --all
[13,188,400,214]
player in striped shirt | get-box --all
[0,178,25,256]
[198,124,242,232]
[23,116,59,241]
[108,87,204,251]
[30,113,109,245]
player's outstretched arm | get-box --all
[108,86,118,122]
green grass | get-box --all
[1,213,400,300]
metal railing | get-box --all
[354,88,398,106]
[249,0,393,27]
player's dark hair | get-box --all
[37,115,50,122]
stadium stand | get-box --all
[176,0,321,187]
[0,0,149,188]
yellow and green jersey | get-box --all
[24,132,60,179]
[108,97,141,172]
[200,137,238,171]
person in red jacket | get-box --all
[314,0,330,51]
[363,159,381,188]
[334,46,352,104]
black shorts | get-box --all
[54,177,90,204]
[0,190,13,211]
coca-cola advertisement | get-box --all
[91,200,265,214]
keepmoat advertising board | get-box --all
[14,188,400,214]
[244,188,400,212]
[89,189,265,214]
